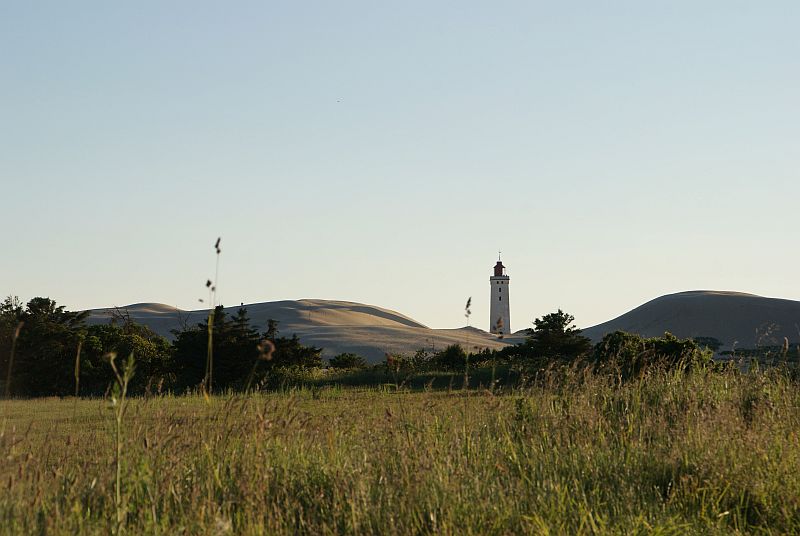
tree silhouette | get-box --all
[521,309,592,361]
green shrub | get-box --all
[328,353,367,370]
[594,331,713,379]
[429,344,467,371]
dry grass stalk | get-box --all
[204,237,222,396]
[108,352,135,534]
[74,337,83,398]
[244,339,275,392]
[3,321,23,399]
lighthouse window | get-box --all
[499,296,502,301]
[499,287,502,292]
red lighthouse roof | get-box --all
[493,261,505,277]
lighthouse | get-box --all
[490,255,510,335]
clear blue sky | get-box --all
[2,1,798,331]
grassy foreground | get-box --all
[1,367,799,535]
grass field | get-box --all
[1,366,799,535]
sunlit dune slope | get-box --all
[86,299,508,363]
[581,291,800,349]
[87,291,800,362]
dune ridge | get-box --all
[86,299,505,363]
[86,291,800,362]
[582,290,800,349]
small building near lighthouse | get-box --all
[490,256,510,335]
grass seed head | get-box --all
[258,339,276,361]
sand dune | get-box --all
[86,291,800,362]
[86,299,506,363]
[582,291,800,350]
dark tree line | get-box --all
[425,310,595,371]
[1,296,718,397]
[0,297,322,397]
[172,306,322,391]
[382,309,714,380]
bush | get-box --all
[430,344,467,371]
[328,353,367,370]
[260,365,327,389]
[594,331,713,379]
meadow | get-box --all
[1,365,799,535]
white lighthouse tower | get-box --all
[489,255,510,335]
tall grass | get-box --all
[463,296,471,388]
[204,237,222,396]
[107,352,135,534]
[1,365,799,534]
[73,336,83,399]
[2,322,23,399]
